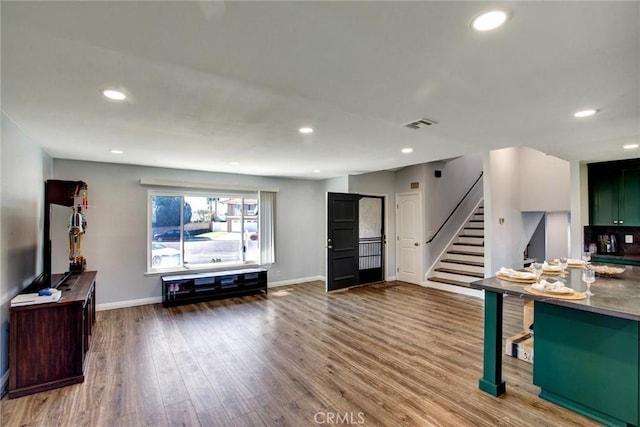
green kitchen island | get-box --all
[471,265,640,427]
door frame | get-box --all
[395,191,424,285]
[357,194,386,285]
[325,192,388,291]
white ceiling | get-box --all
[2,1,639,179]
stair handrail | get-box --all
[426,171,483,244]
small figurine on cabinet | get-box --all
[68,188,88,272]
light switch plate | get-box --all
[625,235,633,244]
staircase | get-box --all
[426,203,485,297]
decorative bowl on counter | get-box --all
[590,264,626,277]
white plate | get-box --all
[544,287,574,294]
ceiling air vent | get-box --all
[404,117,438,129]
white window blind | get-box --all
[259,191,276,265]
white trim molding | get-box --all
[97,296,162,311]
[422,277,484,299]
[268,275,324,288]
[96,276,325,311]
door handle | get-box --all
[414,242,419,247]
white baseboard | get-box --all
[424,280,484,299]
[97,296,162,311]
[268,275,324,288]
[387,275,397,281]
[96,275,326,311]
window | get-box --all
[148,190,273,272]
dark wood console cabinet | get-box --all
[162,268,267,307]
[9,271,97,398]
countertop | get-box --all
[591,253,640,262]
[11,271,96,311]
[470,265,640,321]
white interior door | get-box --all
[396,192,423,285]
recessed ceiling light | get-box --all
[313,169,321,173]
[230,162,240,166]
[471,9,510,31]
[299,127,314,134]
[401,148,413,154]
[623,144,639,150]
[574,109,599,118]
[101,89,127,101]
[110,149,124,154]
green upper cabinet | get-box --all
[621,169,640,226]
[590,167,619,225]
[589,159,640,227]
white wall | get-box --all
[422,154,483,271]
[395,164,426,196]
[391,156,485,279]
[519,147,570,212]
[570,160,589,258]
[526,214,546,262]
[519,148,572,261]
[546,211,570,260]
[484,147,524,272]
[522,211,546,264]
[485,147,573,273]
[426,154,483,237]
[522,211,545,246]
[51,160,325,305]
[322,176,349,193]
[0,114,52,387]
[348,170,396,279]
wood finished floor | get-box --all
[0,281,598,427]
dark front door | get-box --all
[327,193,359,291]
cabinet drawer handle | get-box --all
[613,220,618,224]
[619,220,624,224]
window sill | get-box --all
[145,262,261,277]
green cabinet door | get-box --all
[590,168,619,226]
[621,169,640,226]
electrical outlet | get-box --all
[625,235,633,244]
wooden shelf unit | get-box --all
[9,271,97,399]
[161,268,267,307]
